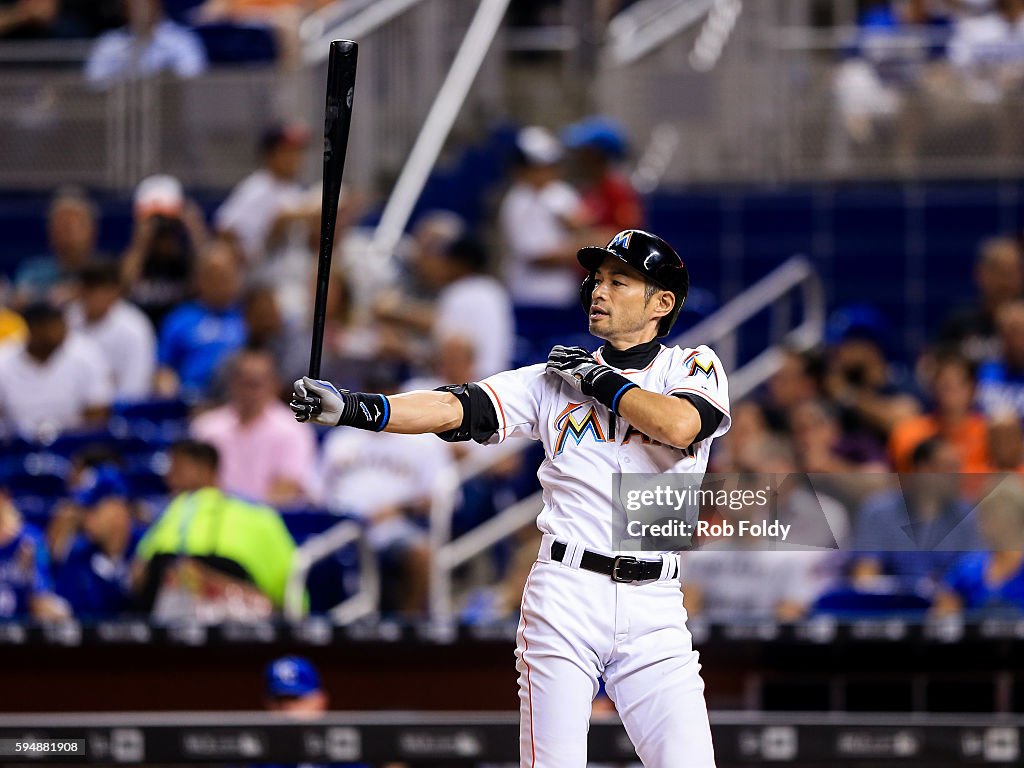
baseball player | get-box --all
[292,230,730,767]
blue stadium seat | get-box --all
[811,587,932,617]
[281,507,355,545]
[162,0,205,24]
[195,23,277,65]
[43,429,120,459]
[112,398,189,426]
[110,399,190,443]
[4,471,66,499]
[123,468,168,498]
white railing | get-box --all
[284,519,379,625]
[425,257,826,622]
[605,0,715,66]
[299,0,424,62]
[369,0,511,261]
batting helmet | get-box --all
[578,229,689,337]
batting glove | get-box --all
[545,345,638,415]
[545,345,606,393]
[291,377,392,431]
[291,377,346,426]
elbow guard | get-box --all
[434,383,499,444]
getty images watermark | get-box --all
[623,484,791,541]
[609,472,1024,554]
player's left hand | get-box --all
[545,345,615,396]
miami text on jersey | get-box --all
[553,401,695,457]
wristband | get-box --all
[340,392,391,431]
[585,369,638,416]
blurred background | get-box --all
[1,0,1024,765]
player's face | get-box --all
[588,259,671,345]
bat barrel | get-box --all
[309,39,358,381]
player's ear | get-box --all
[652,289,674,319]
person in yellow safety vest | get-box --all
[133,439,297,611]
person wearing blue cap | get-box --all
[54,466,145,619]
[562,116,644,237]
[263,658,382,767]
[264,655,328,715]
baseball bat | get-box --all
[308,39,358,386]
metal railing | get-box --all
[675,256,826,398]
[595,3,1024,184]
[425,257,826,622]
[284,519,379,625]
[370,0,511,260]
[604,0,715,66]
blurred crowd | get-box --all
[0,53,1022,626]
[834,0,1024,153]
[0,0,334,71]
[681,228,1024,622]
[0,116,651,624]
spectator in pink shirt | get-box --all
[191,347,315,507]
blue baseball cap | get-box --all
[563,117,628,159]
[266,656,321,698]
[826,304,890,347]
[73,466,129,508]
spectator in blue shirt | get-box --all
[0,488,69,621]
[977,300,1024,420]
[54,468,144,620]
[851,437,982,594]
[155,240,246,402]
[84,0,207,89]
[933,475,1024,616]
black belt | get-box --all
[550,541,675,583]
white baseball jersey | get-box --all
[477,343,731,554]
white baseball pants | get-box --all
[516,535,715,768]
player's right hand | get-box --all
[291,376,346,426]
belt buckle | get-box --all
[611,555,640,583]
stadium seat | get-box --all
[162,0,205,24]
[110,399,190,443]
[4,471,67,499]
[112,398,189,426]
[281,507,357,545]
[811,587,932,617]
[123,468,168,498]
[194,23,277,65]
[43,430,120,459]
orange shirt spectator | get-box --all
[889,353,989,473]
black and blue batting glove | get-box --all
[545,345,638,415]
[291,376,391,431]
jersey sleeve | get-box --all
[475,363,546,444]
[664,345,731,440]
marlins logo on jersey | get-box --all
[684,349,718,385]
[553,402,607,456]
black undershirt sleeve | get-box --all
[433,383,500,444]
[675,393,725,445]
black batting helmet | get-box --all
[578,229,689,337]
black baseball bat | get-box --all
[308,39,358,384]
